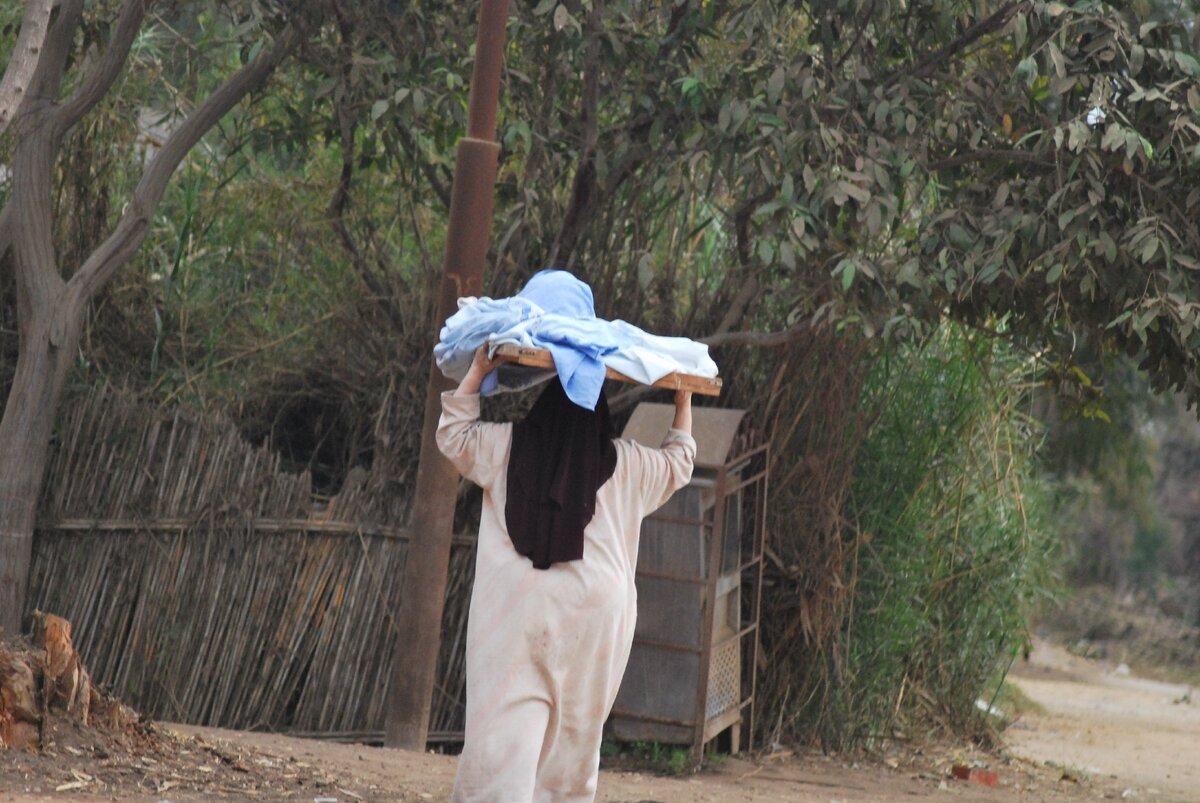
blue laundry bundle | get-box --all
[434,270,716,410]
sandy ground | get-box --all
[4,637,1197,801]
[76,722,1109,803]
[1006,639,1200,802]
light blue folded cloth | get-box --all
[433,294,543,388]
[517,272,631,408]
[435,270,715,410]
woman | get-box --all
[437,345,696,802]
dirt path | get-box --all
[1006,639,1200,802]
[138,724,1089,803]
[5,638,1194,801]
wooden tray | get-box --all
[494,344,722,396]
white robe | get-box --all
[436,391,696,802]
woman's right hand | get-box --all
[455,345,499,395]
[469,344,500,377]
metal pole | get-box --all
[384,0,511,751]
[692,464,728,760]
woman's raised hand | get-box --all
[470,344,500,377]
[672,388,693,434]
[455,345,499,396]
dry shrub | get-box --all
[724,331,875,746]
[751,328,1050,748]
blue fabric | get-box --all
[523,308,631,410]
[433,295,542,386]
[435,270,712,410]
[516,271,632,409]
[517,269,596,319]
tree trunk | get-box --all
[0,312,79,637]
[0,114,81,638]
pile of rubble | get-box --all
[0,613,357,798]
[0,611,142,752]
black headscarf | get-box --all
[505,378,618,569]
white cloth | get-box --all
[598,320,718,386]
[437,392,696,802]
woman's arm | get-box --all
[621,388,697,514]
[437,345,511,488]
[671,389,693,434]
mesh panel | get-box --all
[706,638,740,718]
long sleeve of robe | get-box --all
[436,391,696,803]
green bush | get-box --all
[799,326,1054,745]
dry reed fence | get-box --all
[28,383,475,739]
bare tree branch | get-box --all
[700,321,812,349]
[492,4,717,278]
[53,0,150,135]
[715,275,761,334]
[832,0,877,72]
[68,25,299,302]
[710,188,773,336]
[325,5,406,333]
[537,0,710,272]
[0,0,56,135]
[393,123,452,210]
[928,148,1052,171]
[883,1,1028,88]
[26,0,83,110]
[547,0,604,268]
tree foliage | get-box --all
[280,0,1200,399]
[43,0,1195,406]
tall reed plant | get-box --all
[787,325,1053,747]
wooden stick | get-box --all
[42,518,476,547]
[493,344,723,396]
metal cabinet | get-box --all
[610,404,767,757]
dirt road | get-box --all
[169,639,1200,801]
[4,638,1196,801]
[1006,639,1200,802]
[146,723,1089,803]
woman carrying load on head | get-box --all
[438,341,695,803]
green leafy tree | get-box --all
[0,0,296,634]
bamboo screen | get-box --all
[29,384,474,740]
